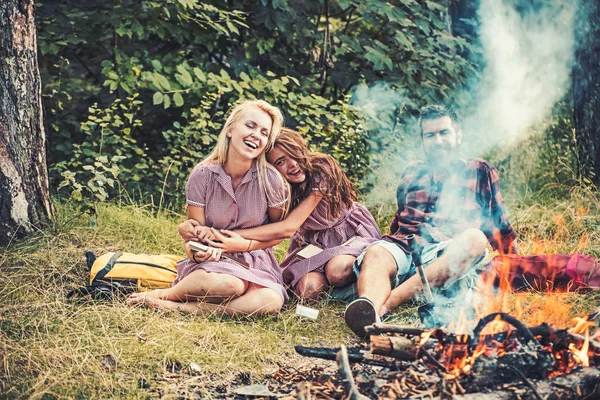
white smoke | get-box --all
[352,0,576,208]
[462,0,575,155]
[349,0,577,331]
[349,82,419,206]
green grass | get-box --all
[1,187,599,398]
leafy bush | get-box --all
[38,0,477,206]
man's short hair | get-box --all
[418,104,460,136]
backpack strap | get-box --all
[66,285,115,300]
[85,250,97,270]
[93,252,123,284]
[66,286,96,299]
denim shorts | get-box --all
[352,239,488,290]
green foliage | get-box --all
[38,0,477,206]
[488,101,581,200]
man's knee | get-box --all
[458,228,488,259]
[361,244,398,278]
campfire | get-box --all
[272,242,600,399]
[288,309,599,399]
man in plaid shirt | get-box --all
[345,104,518,337]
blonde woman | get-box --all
[127,100,290,316]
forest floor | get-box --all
[1,187,599,398]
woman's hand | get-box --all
[178,219,216,243]
[179,219,200,241]
[186,242,222,263]
[206,229,251,253]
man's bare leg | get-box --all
[380,228,488,315]
[127,269,248,304]
[356,244,398,312]
[128,284,283,316]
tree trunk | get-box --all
[573,0,600,187]
[0,0,52,244]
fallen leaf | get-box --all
[101,354,117,371]
[232,384,277,397]
[190,362,202,373]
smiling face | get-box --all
[227,106,273,161]
[267,145,307,184]
[421,116,462,168]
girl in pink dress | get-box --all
[127,100,290,316]
[183,128,382,300]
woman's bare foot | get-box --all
[127,288,169,306]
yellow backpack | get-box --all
[68,251,184,300]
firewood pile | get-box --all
[276,312,600,399]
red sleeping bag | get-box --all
[482,254,600,292]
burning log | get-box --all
[529,324,600,354]
[370,335,419,360]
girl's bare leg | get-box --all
[127,269,248,304]
[324,255,357,287]
[129,284,283,317]
[295,272,328,300]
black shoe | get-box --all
[344,297,379,338]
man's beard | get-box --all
[426,147,456,167]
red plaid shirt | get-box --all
[384,158,517,254]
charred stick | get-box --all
[294,345,393,367]
[295,345,365,362]
[407,234,434,303]
[504,366,543,400]
[417,346,448,373]
[365,323,430,336]
[470,313,540,351]
[336,345,369,400]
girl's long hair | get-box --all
[272,128,356,219]
[202,100,290,217]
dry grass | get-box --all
[1,186,599,398]
[0,203,351,399]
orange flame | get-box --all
[569,316,595,335]
[568,328,590,367]
[419,329,435,347]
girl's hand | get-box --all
[196,226,216,243]
[206,229,250,253]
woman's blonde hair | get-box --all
[202,100,289,218]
